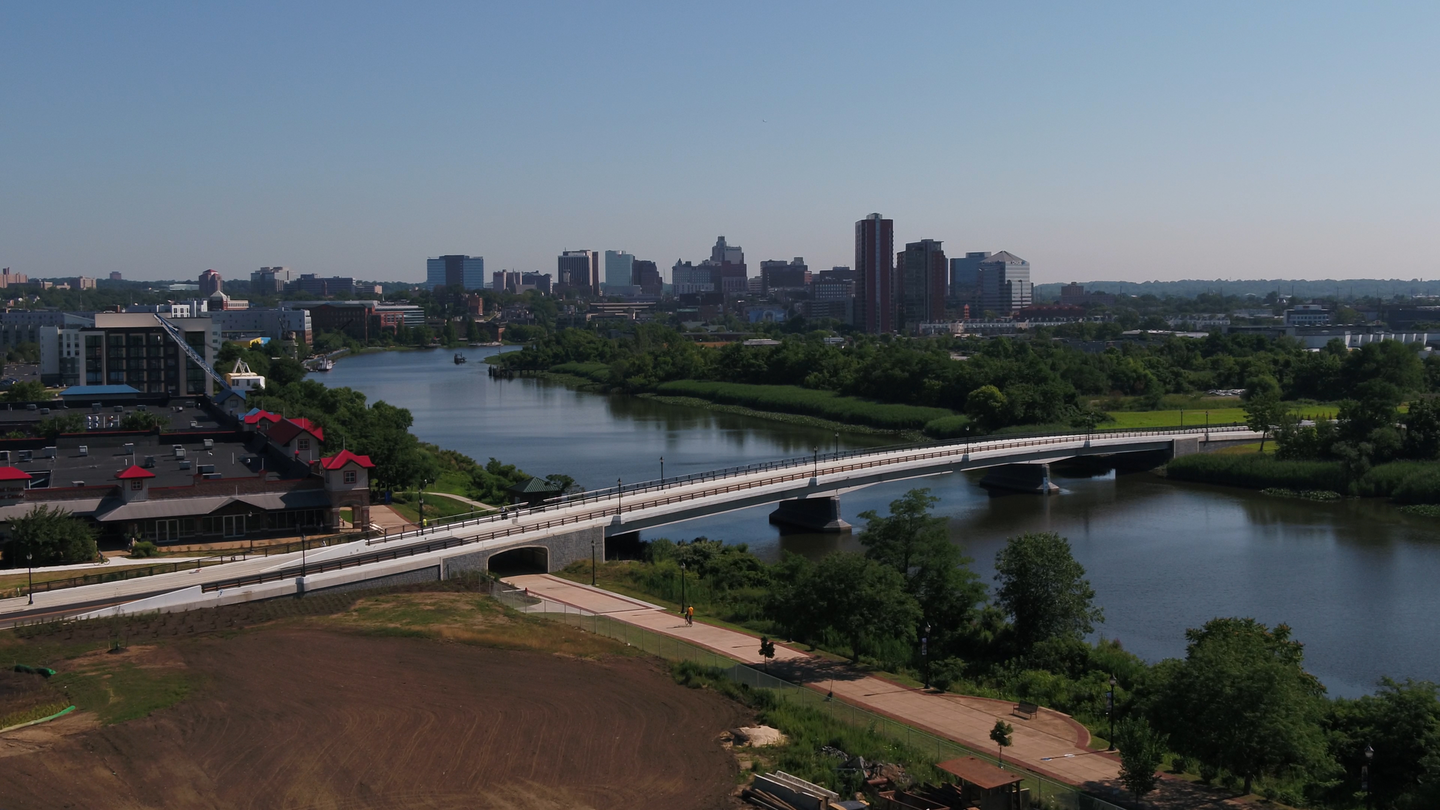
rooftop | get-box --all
[936,757,1023,790]
[8,433,281,490]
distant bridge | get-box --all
[1,426,1259,623]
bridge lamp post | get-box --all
[834,431,839,454]
[26,551,33,605]
[660,456,664,482]
[591,536,596,586]
[616,478,622,516]
[813,445,818,479]
[300,532,307,578]
[680,562,687,615]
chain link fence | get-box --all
[495,588,1127,810]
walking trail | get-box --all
[506,574,1247,810]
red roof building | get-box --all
[0,467,33,482]
[115,465,157,480]
[320,450,374,470]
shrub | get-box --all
[654,380,953,431]
[549,362,611,384]
[129,541,159,558]
[1170,754,1193,774]
[929,657,966,691]
[1391,467,1440,505]
[1355,460,1440,497]
[923,415,972,439]
[1165,454,1347,493]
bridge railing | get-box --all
[497,588,1127,810]
[195,424,1261,592]
[370,423,1254,548]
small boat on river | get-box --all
[454,353,467,364]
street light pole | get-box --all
[1107,674,1117,750]
[300,532,307,578]
[680,562,687,615]
[616,477,622,516]
[834,431,839,454]
[1363,743,1374,808]
[660,456,664,482]
[591,536,596,586]
[26,551,34,605]
[813,445,818,478]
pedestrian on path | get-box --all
[685,605,694,626]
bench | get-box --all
[1012,701,1040,720]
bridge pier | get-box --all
[979,463,1059,494]
[769,496,851,533]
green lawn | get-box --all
[387,492,482,524]
[1104,403,1335,430]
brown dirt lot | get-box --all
[0,626,747,810]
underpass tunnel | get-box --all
[487,546,549,576]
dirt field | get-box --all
[0,617,747,808]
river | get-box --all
[320,346,1440,697]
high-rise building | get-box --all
[425,255,486,291]
[898,240,947,330]
[491,270,522,293]
[251,266,291,294]
[854,214,894,333]
[557,250,600,296]
[949,252,990,292]
[109,271,123,282]
[977,251,1032,315]
[288,274,356,297]
[198,269,223,297]
[603,251,635,294]
[632,260,663,296]
[672,261,712,294]
[760,258,810,293]
[707,237,748,294]
[519,272,552,295]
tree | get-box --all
[1324,678,1440,810]
[759,636,775,673]
[1402,397,1440,460]
[37,412,86,438]
[1116,717,1168,804]
[858,488,985,660]
[965,385,1010,430]
[2,380,48,403]
[3,505,98,567]
[1243,392,1287,452]
[990,720,1013,766]
[1156,617,1327,794]
[993,532,1104,649]
[120,411,168,432]
[768,552,920,663]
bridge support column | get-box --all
[768,496,851,533]
[979,463,1059,494]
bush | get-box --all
[929,657,966,691]
[654,380,954,431]
[1165,454,1347,493]
[1170,754,1193,774]
[1391,467,1440,505]
[923,415,972,439]
[549,362,611,384]
[129,541,159,558]
[1355,460,1440,497]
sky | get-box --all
[1,2,1437,285]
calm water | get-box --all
[322,347,1440,697]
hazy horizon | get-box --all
[3,3,1436,285]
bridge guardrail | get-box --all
[202,425,1255,593]
[374,423,1254,547]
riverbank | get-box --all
[1166,453,1440,505]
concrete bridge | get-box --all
[0,425,1259,623]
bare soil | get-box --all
[0,627,746,809]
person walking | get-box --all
[685,605,694,627]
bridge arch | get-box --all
[487,545,549,576]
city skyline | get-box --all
[2,3,1437,283]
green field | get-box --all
[653,380,954,431]
[1104,403,1335,430]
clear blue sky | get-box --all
[2,2,1436,284]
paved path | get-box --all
[507,575,1121,790]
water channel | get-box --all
[320,346,1440,697]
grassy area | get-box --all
[387,491,481,523]
[654,380,954,431]
[52,660,198,726]
[428,470,474,498]
[639,393,920,440]
[556,560,774,641]
[550,361,611,384]
[1103,402,1335,430]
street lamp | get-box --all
[834,431,839,454]
[921,622,930,690]
[1363,743,1374,808]
[659,456,664,482]
[680,562,687,615]
[616,477,622,516]
[300,532,307,577]
[1107,674,1117,750]
[591,535,596,586]
[26,551,34,605]
[813,445,819,478]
